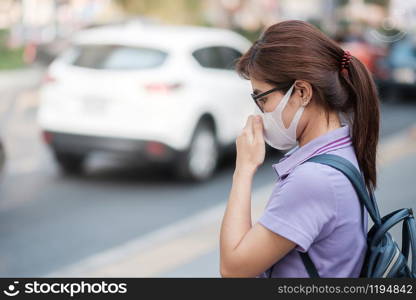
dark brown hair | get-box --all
[236,20,380,189]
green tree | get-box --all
[114,0,204,25]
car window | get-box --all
[192,47,223,69]
[192,46,242,70]
[218,47,243,69]
[67,45,167,70]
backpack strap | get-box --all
[306,154,381,225]
[371,208,411,248]
[405,212,416,276]
[299,252,320,278]
[297,153,381,278]
[401,209,416,276]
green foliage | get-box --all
[0,28,8,45]
[234,28,262,42]
[0,47,25,69]
[114,0,204,25]
[337,0,389,7]
[364,0,389,6]
[0,29,25,70]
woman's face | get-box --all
[249,77,311,130]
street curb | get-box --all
[0,66,44,91]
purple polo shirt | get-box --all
[256,124,368,278]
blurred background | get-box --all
[0,0,415,277]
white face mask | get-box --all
[256,83,305,150]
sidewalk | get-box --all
[0,65,44,91]
[48,125,416,278]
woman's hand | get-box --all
[235,115,265,175]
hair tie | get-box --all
[340,50,352,72]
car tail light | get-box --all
[42,72,56,84]
[146,141,166,156]
[42,131,53,144]
[144,82,182,94]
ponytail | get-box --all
[341,57,380,189]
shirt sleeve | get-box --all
[257,162,337,252]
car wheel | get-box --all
[54,151,86,175]
[176,121,219,182]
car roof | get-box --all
[72,24,251,53]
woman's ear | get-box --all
[295,80,313,106]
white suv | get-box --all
[37,24,254,181]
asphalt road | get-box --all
[0,67,415,276]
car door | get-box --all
[217,46,254,127]
[191,46,253,145]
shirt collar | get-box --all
[272,124,352,178]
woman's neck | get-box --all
[298,110,342,147]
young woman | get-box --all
[219,20,380,278]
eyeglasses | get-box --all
[251,86,281,113]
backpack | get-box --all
[298,153,416,278]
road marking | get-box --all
[46,183,274,277]
[46,123,416,277]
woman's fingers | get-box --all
[253,115,264,143]
[243,115,255,143]
[240,115,264,145]
[236,115,265,172]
